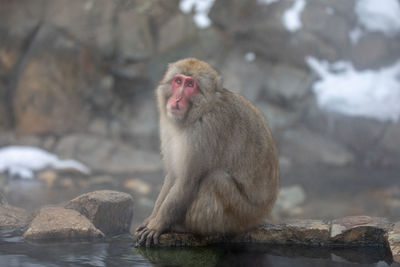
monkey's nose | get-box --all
[175,95,182,102]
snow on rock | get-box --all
[258,0,280,5]
[0,146,90,179]
[349,27,363,45]
[306,56,400,122]
[179,0,215,29]
[282,0,306,32]
[245,52,256,62]
[355,0,400,37]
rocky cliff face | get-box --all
[0,0,399,174]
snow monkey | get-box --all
[136,58,279,247]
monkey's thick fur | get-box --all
[137,58,279,247]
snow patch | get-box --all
[349,27,364,45]
[179,0,215,29]
[355,0,400,37]
[0,146,90,179]
[258,0,280,5]
[245,52,256,62]
[325,7,334,15]
[282,0,306,32]
[306,56,400,122]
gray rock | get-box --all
[351,32,390,70]
[0,0,43,41]
[211,0,339,66]
[157,13,197,54]
[0,204,30,230]
[209,0,258,30]
[0,133,42,148]
[262,64,313,108]
[236,220,331,246]
[13,25,104,134]
[305,109,387,157]
[23,206,104,240]
[220,49,272,102]
[55,134,162,174]
[279,127,355,166]
[256,102,302,135]
[307,0,356,20]
[45,0,116,56]
[65,190,134,236]
[116,9,154,61]
[330,216,390,246]
[302,4,351,49]
[374,122,400,166]
[388,222,400,263]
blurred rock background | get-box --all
[0,0,399,226]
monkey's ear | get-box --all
[216,76,223,91]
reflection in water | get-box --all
[138,244,393,267]
[0,228,393,267]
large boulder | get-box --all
[45,0,116,56]
[13,25,106,134]
[157,13,197,54]
[301,3,351,49]
[351,32,391,70]
[279,127,355,166]
[0,204,30,230]
[388,222,400,263]
[116,9,154,61]
[65,190,134,236]
[23,206,104,240]
[305,109,387,159]
[330,216,390,245]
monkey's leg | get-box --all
[185,170,259,235]
[136,174,174,232]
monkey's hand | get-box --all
[137,218,167,247]
[135,216,152,232]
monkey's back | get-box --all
[216,90,279,221]
[218,89,278,179]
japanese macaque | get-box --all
[136,58,279,247]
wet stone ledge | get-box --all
[135,216,400,263]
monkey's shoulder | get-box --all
[219,89,267,123]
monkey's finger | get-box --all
[135,226,146,235]
[153,231,161,246]
[139,229,150,245]
[146,231,154,248]
[137,227,149,240]
[136,228,144,240]
[136,223,147,232]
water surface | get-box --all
[0,229,393,267]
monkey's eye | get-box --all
[175,78,182,85]
[187,81,194,87]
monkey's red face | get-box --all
[167,74,199,117]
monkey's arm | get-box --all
[136,174,174,232]
[137,174,199,247]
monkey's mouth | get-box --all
[167,105,185,116]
